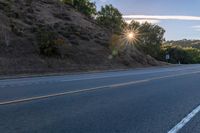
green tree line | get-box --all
[160,45,200,64]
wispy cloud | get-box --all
[123,15,200,21]
[192,25,200,31]
[126,19,160,24]
[124,15,200,25]
[192,26,200,28]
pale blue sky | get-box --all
[93,0,200,40]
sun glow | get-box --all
[127,32,134,39]
[121,28,140,45]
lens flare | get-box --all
[127,32,134,39]
[120,28,140,45]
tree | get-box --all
[132,22,165,58]
[160,45,200,64]
[62,0,96,17]
[96,4,124,33]
[128,21,140,30]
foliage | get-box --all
[164,39,200,49]
[128,21,165,58]
[160,45,200,64]
[96,4,124,33]
[37,28,59,56]
[62,0,96,17]
[56,1,200,64]
[109,34,121,57]
[37,28,65,56]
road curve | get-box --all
[1,65,200,133]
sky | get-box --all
[93,0,200,40]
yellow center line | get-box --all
[1,70,200,106]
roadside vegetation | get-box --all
[161,42,200,64]
[2,0,198,65]
[62,0,97,17]
[56,0,200,64]
[60,0,166,60]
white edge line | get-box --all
[168,105,200,133]
[1,71,200,106]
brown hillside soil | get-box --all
[0,0,166,75]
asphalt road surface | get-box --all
[1,65,200,133]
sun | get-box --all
[120,28,140,45]
[127,32,135,40]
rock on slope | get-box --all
[0,0,163,75]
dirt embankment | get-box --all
[0,0,166,75]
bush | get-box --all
[62,0,96,17]
[160,45,200,64]
[37,27,69,58]
[109,34,121,57]
[37,28,59,56]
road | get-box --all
[1,65,200,133]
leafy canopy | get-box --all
[62,0,96,17]
[128,21,165,58]
[96,4,124,33]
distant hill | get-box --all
[0,0,164,75]
[164,39,200,49]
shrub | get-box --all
[37,27,69,57]
[37,28,59,56]
[62,0,96,17]
[160,45,200,64]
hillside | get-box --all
[0,0,164,75]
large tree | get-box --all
[96,4,124,33]
[129,21,165,58]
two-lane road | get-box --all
[1,65,200,133]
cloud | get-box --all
[123,15,200,21]
[192,25,200,31]
[124,15,200,25]
[192,25,200,28]
[125,19,160,24]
